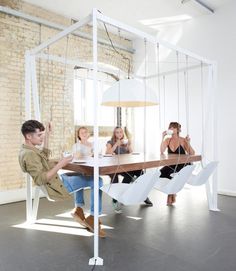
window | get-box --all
[74,76,117,126]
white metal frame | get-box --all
[25,8,218,266]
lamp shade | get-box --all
[101,79,159,107]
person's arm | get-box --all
[46,156,73,181]
[25,152,73,185]
[127,140,133,153]
[106,143,114,154]
[43,122,52,150]
[160,131,168,154]
[184,135,195,155]
[106,141,120,154]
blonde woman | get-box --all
[106,126,153,213]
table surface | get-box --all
[63,153,202,175]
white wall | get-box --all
[155,0,236,195]
[179,1,236,196]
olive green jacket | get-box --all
[19,144,71,201]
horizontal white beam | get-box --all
[36,53,126,78]
[30,14,92,55]
[0,6,134,54]
[96,11,215,65]
[146,63,209,79]
[36,53,209,80]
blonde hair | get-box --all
[111,126,124,143]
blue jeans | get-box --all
[60,174,103,215]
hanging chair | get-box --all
[154,165,195,194]
[101,170,160,205]
[187,161,218,186]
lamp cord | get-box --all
[91,258,97,271]
[156,43,162,129]
[102,22,131,78]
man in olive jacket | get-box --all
[19,120,105,237]
[19,121,72,200]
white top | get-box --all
[72,142,93,157]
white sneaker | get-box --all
[112,201,123,214]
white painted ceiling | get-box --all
[23,0,231,34]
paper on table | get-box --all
[72,159,87,164]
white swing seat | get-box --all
[38,185,55,201]
[30,183,86,223]
[154,165,195,194]
[187,161,218,186]
[101,170,161,205]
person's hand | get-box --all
[185,135,191,143]
[45,122,53,135]
[58,155,73,168]
[115,140,122,147]
[162,130,167,139]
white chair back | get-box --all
[39,185,55,201]
[155,165,195,194]
[187,161,218,186]
[119,170,161,205]
[101,183,129,202]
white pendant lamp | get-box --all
[101,78,159,107]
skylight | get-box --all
[139,14,192,27]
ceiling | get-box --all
[23,0,231,34]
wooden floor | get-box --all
[0,186,235,271]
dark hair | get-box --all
[21,120,45,137]
[168,122,181,133]
[77,126,89,141]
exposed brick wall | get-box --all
[0,0,133,191]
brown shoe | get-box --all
[172,194,177,203]
[84,215,106,238]
[167,195,173,206]
[71,207,87,227]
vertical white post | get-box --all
[211,62,219,211]
[89,8,103,266]
[25,51,31,120]
[25,51,33,222]
[204,64,213,209]
[30,55,41,121]
[204,64,219,211]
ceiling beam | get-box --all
[0,5,135,54]
[181,0,214,13]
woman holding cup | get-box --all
[160,122,195,206]
[69,127,104,232]
[106,126,153,213]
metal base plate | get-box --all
[89,257,104,266]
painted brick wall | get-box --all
[0,0,132,191]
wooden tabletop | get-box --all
[63,153,202,175]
